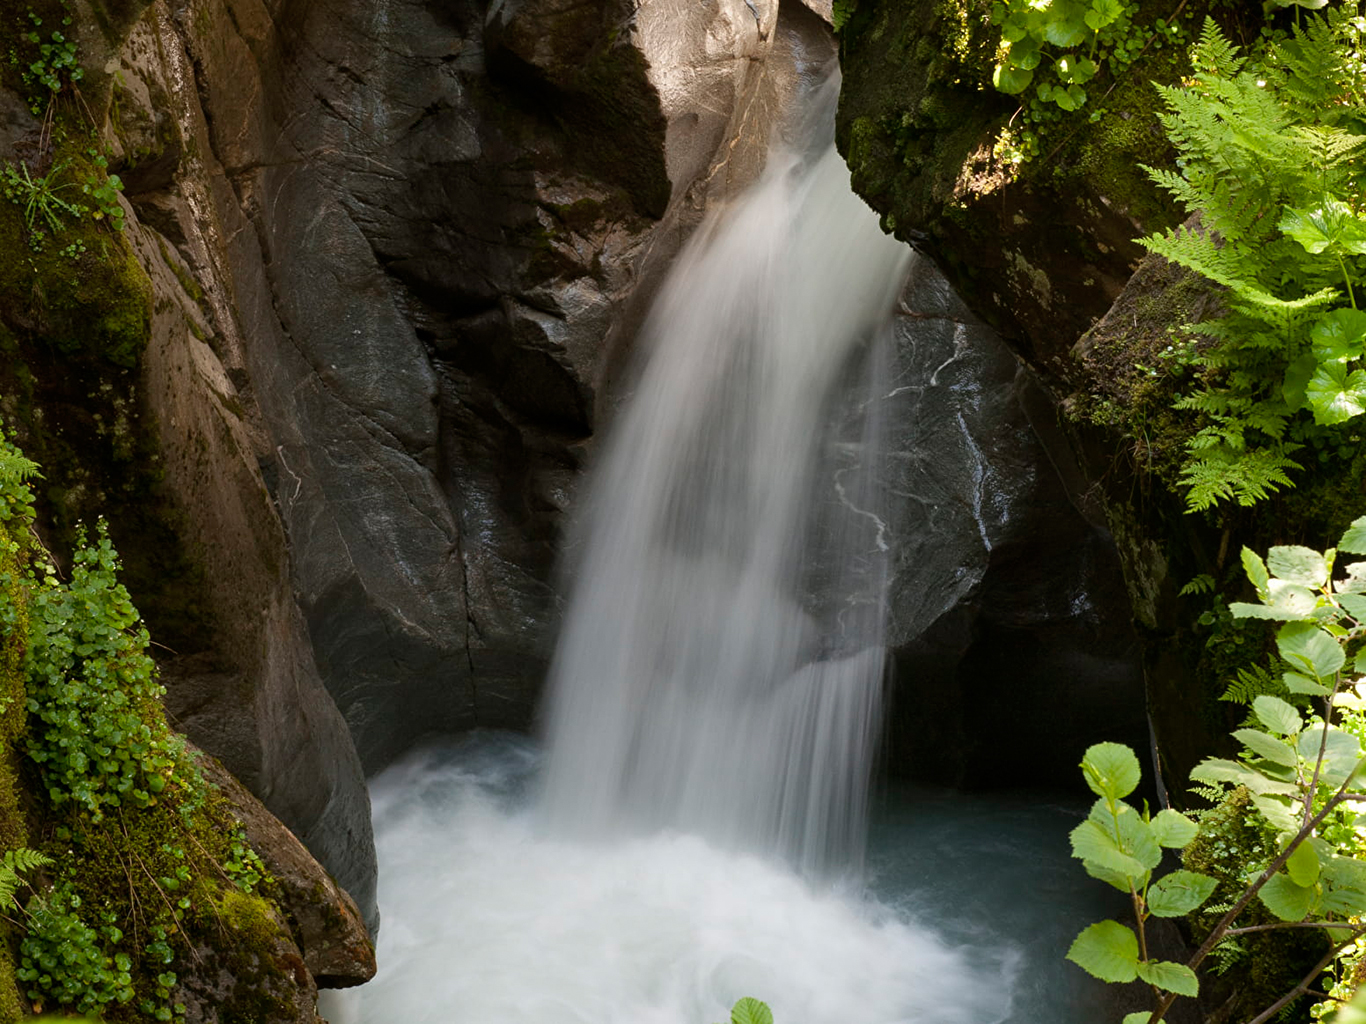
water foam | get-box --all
[336,735,1016,1024]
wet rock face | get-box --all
[878,260,1147,789]
[117,0,833,781]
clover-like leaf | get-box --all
[1306,361,1366,425]
[1311,309,1366,363]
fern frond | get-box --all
[1180,573,1217,597]
[1180,440,1302,511]
[1191,17,1243,80]
[1292,126,1366,169]
[3,848,53,874]
[0,449,39,488]
[1220,663,1282,705]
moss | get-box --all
[1183,788,1328,1021]
[0,521,30,1022]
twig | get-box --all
[1242,937,1357,1024]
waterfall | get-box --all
[335,74,1030,1024]
[539,79,911,872]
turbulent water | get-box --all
[328,734,1121,1024]
[539,86,909,873]
[332,76,1112,1024]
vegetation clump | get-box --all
[0,425,296,1021]
[1117,11,1366,510]
[1068,515,1366,1021]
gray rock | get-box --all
[877,258,1147,789]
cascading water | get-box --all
[332,72,1120,1024]
[538,79,907,875]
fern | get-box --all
[1177,440,1301,509]
[0,847,51,912]
[1179,573,1217,596]
[1137,15,1366,511]
[1219,662,1284,705]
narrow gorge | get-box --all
[0,0,1357,1020]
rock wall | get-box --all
[879,259,1146,788]
[2,0,840,943]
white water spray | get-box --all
[540,90,910,872]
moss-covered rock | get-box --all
[835,0,1250,374]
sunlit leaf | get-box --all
[1082,743,1141,800]
[1149,809,1197,848]
[1067,921,1139,983]
[1136,959,1199,997]
[1233,728,1298,767]
[1268,545,1330,588]
[1253,695,1302,737]
[1259,872,1316,921]
[1277,621,1345,681]
[1286,839,1321,887]
[1147,870,1217,917]
[1311,309,1366,363]
[1341,516,1366,555]
[1306,361,1366,426]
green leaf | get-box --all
[1149,809,1198,848]
[1071,820,1148,881]
[730,998,773,1024]
[1147,870,1217,917]
[1191,757,1299,797]
[1338,593,1366,621]
[1118,808,1163,870]
[1341,516,1366,555]
[1010,34,1042,70]
[1253,695,1303,737]
[1242,547,1271,595]
[1251,793,1301,832]
[1122,1015,1164,1024]
[1044,9,1088,46]
[1306,361,1366,426]
[1233,728,1299,767]
[1311,309,1366,363]
[993,63,1034,94]
[1284,352,1318,411]
[1067,920,1139,983]
[1280,199,1366,256]
[1082,743,1142,800]
[1267,545,1330,588]
[1285,671,1332,696]
[1297,726,1362,785]
[1231,579,1319,620]
[1258,872,1316,921]
[1277,621,1346,681]
[1136,959,1199,997]
[1286,839,1321,887]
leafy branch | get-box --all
[1069,513,1366,1021]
